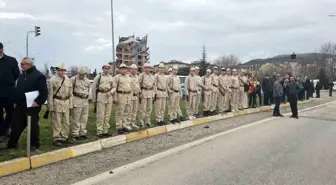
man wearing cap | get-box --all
[167,68,172,76]
[91,63,116,137]
[194,66,202,117]
[231,69,240,112]
[167,65,183,123]
[218,68,226,113]
[0,57,47,151]
[128,64,141,129]
[154,63,168,125]
[138,63,155,127]
[48,63,73,146]
[71,67,90,141]
[238,69,248,110]
[114,64,135,134]
[186,67,205,119]
[0,42,20,142]
[202,69,213,116]
[223,68,233,112]
[210,67,219,115]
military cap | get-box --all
[119,63,127,69]
[206,69,211,73]
[172,65,178,70]
[195,66,200,70]
[168,68,172,72]
[130,64,137,69]
[56,63,66,70]
[78,67,87,74]
[102,63,111,68]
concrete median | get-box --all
[30,148,73,168]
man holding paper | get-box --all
[0,57,47,151]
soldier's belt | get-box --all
[188,89,198,93]
[133,93,139,96]
[98,88,112,93]
[173,89,179,93]
[117,91,131,94]
[157,88,166,92]
[213,84,218,87]
[141,87,153,90]
[73,92,89,99]
[54,95,70,100]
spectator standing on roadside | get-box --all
[287,76,303,119]
[282,74,290,103]
[273,77,284,117]
[315,82,322,98]
[328,81,334,97]
[262,74,272,106]
[0,42,20,143]
[0,57,47,151]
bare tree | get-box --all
[320,42,336,80]
[69,66,79,77]
[213,54,241,67]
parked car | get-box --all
[333,82,336,91]
[181,83,186,99]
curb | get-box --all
[0,99,312,177]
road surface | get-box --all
[91,101,336,185]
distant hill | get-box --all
[243,53,327,66]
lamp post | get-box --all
[110,0,116,75]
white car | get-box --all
[333,82,336,91]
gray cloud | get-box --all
[1,0,336,71]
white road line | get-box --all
[73,100,336,185]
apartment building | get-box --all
[116,35,149,72]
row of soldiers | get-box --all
[48,62,250,146]
[185,67,249,119]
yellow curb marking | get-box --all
[126,130,148,142]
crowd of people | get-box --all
[0,41,333,152]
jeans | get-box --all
[273,97,281,115]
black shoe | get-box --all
[157,121,162,126]
[160,121,166,125]
[278,114,284,117]
[0,136,5,143]
[97,134,105,138]
[168,120,174,124]
[203,111,208,117]
[103,133,112,137]
[176,119,181,123]
[117,129,124,135]
[80,135,88,141]
[53,140,63,147]
[179,117,184,122]
[290,115,299,119]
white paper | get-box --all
[25,91,39,108]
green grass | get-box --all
[0,101,192,162]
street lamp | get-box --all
[110,0,116,75]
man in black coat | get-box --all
[0,57,47,151]
[0,42,20,142]
[287,76,303,119]
[262,74,272,106]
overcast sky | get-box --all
[1,0,336,70]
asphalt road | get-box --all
[1,92,334,185]
[94,101,336,185]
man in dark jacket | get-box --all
[262,74,272,106]
[273,77,284,117]
[315,82,322,98]
[287,76,303,119]
[328,81,334,97]
[0,42,20,142]
[0,57,47,151]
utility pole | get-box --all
[110,0,116,75]
[26,26,41,57]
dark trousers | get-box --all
[288,96,298,117]
[270,92,274,104]
[329,88,333,97]
[298,90,304,100]
[316,90,320,98]
[0,97,14,136]
[256,91,262,106]
[305,91,310,100]
[282,92,287,103]
[263,92,271,105]
[8,106,40,148]
[248,93,257,108]
[273,97,281,115]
